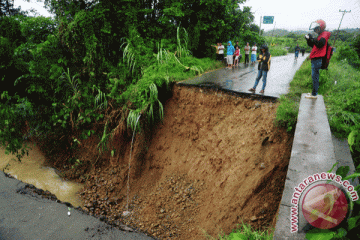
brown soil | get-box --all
[49,85,293,239]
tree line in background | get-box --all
[265,27,360,58]
[0,0,265,161]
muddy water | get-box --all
[0,143,84,207]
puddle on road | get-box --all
[0,143,84,207]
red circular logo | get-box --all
[301,183,348,229]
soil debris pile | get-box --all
[70,85,292,239]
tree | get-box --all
[286,32,297,39]
[43,0,98,20]
[0,0,27,16]
[0,16,26,100]
[18,15,56,44]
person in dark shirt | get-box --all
[248,45,271,94]
[301,47,305,56]
[295,44,301,60]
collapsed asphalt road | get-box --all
[0,172,154,240]
[180,53,309,98]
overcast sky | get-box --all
[242,0,360,31]
[14,0,360,31]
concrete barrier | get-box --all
[273,94,358,239]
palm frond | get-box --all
[97,122,110,154]
[127,110,141,132]
[121,41,137,75]
[94,86,108,110]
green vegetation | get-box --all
[204,223,273,240]
[265,35,309,55]
[268,44,288,57]
[0,0,265,165]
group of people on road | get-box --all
[212,41,271,93]
[210,19,330,96]
[212,42,259,68]
[211,41,242,68]
[294,44,306,60]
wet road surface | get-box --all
[180,53,309,98]
[0,172,154,240]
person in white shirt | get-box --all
[218,42,224,63]
[251,43,257,65]
[244,42,250,65]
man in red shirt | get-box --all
[305,19,331,99]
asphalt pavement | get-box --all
[0,172,154,240]
[180,53,309,98]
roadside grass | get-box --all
[203,222,273,240]
[268,45,288,57]
[275,57,312,132]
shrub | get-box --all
[334,44,360,68]
[0,36,13,68]
[353,34,360,57]
[0,93,31,161]
[268,45,287,57]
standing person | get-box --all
[295,44,300,60]
[301,47,305,56]
[234,46,240,66]
[218,42,225,63]
[251,43,257,65]
[305,19,331,99]
[248,45,271,94]
[226,41,235,68]
[233,41,239,64]
[244,42,250,65]
[211,43,219,60]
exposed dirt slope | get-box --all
[68,85,293,239]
